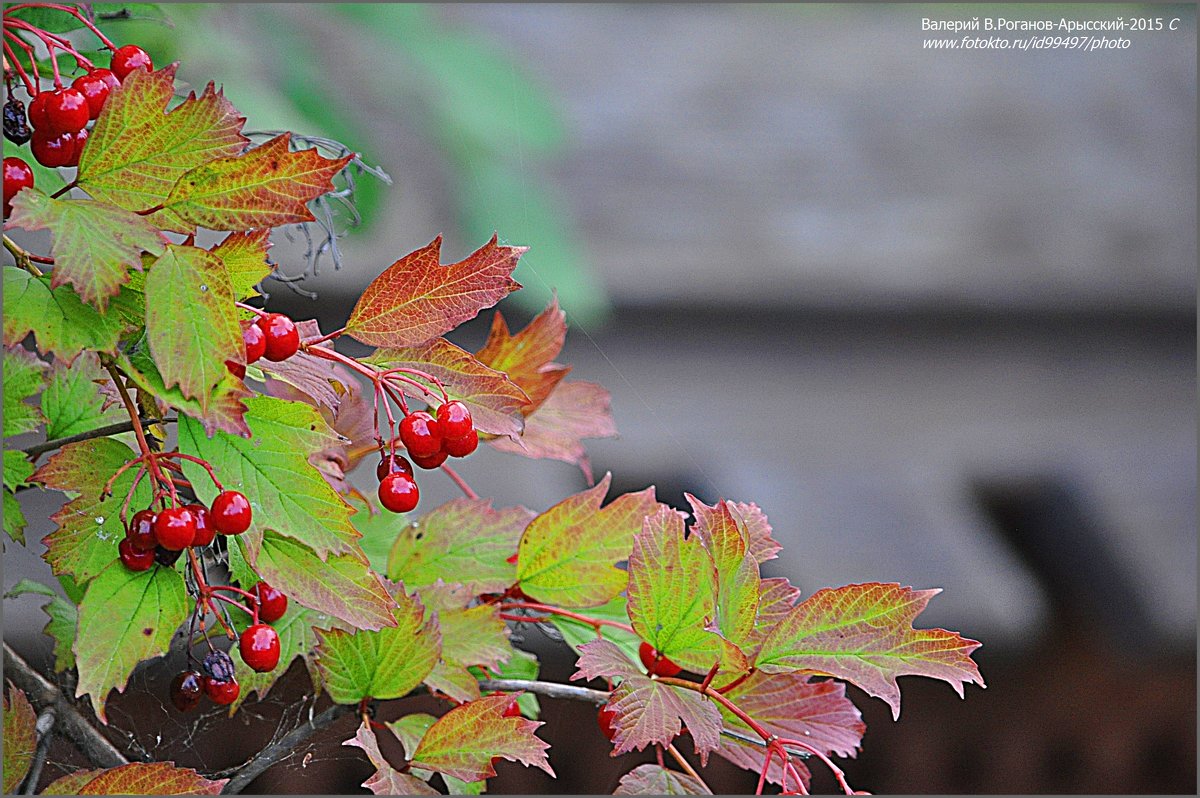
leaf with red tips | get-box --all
[6,190,168,310]
[343,721,439,796]
[754,583,985,719]
[753,577,802,635]
[718,671,865,760]
[48,762,226,794]
[614,764,713,795]
[364,337,529,438]
[516,474,661,608]
[345,235,523,348]
[161,133,351,231]
[3,684,36,794]
[410,694,555,782]
[684,495,760,656]
[420,581,511,703]
[570,638,641,684]
[725,500,781,564]
[606,674,722,764]
[489,380,617,482]
[210,229,273,301]
[40,769,103,795]
[118,348,252,439]
[475,298,571,413]
[75,65,248,231]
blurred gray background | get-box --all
[6,3,1195,794]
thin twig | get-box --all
[666,742,713,794]
[3,234,44,277]
[477,678,609,705]
[19,707,56,794]
[22,417,176,460]
[219,702,356,794]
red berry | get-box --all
[210,490,252,535]
[38,87,89,135]
[153,506,196,551]
[30,129,75,168]
[185,504,215,547]
[399,411,442,459]
[502,698,521,718]
[638,642,682,677]
[118,537,155,571]
[71,68,120,119]
[597,704,619,741]
[410,448,448,470]
[110,45,153,82]
[252,581,288,623]
[376,452,413,481]
[437,401,474,440]
[67,126,88,167]
[3,157,34,217]
[378,471,419,513]
[442,429,479,458]
[27,92,51,131]
[226,359,246,380]
[202,676,239,705]
[239,624,281,672]
[170,670,203,712]
[242,321,266,364]
[257,313,299,361]
[125,508,158,552]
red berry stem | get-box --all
[155,451,225,491]
[4,18,66,85]
[4,3,117,50]
[2,32,40,94]
[298,326,345,348]
[116,465,148,527]
[497,601,637,635]
[209,590,258,624]
[440,462,479,500]
[233,301,267,317]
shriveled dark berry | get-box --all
[3,98,31,145]
[201,649,236,682]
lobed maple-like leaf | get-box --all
[343,721,439,795]
[550,595,643,666]
[345,234,523,348]
[44,763,226,795]
[7,190,168,309]
[685,496,761,655]
[608,675,722,763]
[3,684,37,794]
[421,582,511,703]
[73,561,189,722]
[364,337,529,439]
[725,500,782,564]
[614,764,713,795]
[315,587,438,703]
[3,345,47,438]
[754,577,803,633]
[475,298,571,413]
[75,64,248,232]
[33,438,155,584]
[40,352,124,441]
[516,474,661,608]
[226,606,328,715]
[570,638,642,684]
[161,133,352,231]
[410,694,555,782]
[489,380,617,482]
[3,268,126,365]
[209,229,273,301]
[145,245,243,413]
[387,498,534,594]
[755,583,985,719]
[118,348,252,439]
[5,580,78,673]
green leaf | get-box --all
[93,3,172,25]
[178,395,361,558]
[73,561,189,722]
[516,473,660,608]
[41,352,125,441]
[6,190,168,310]
[386,497,533,594]
[144,244,243,411]
[549,594,642,666]
[315,587,439,703]
[51,762,226,794]
[615,764,712,795]
[4,580,78,673]
[209,229,272,301]
[226,605,328,714]
[4,268,125,364]
[410,694,555,782]
[3,683,36,794]
[4,5,88,32]
[342,721,439,795]
[40,770,103,795]
[33,438,153,585]
[685,495,762,656]
[754,583,986,719]
[118,347,251,438]
[4,490,28,544]
[3,345,47,437]
[76,64,247,232]
[422,583,510,702]
[4,449,35,492]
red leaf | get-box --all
[614,763,713,795]
[342,721,438,795]
[259,320,344,413]
[570,638,642,684]
[410,694,555,781]
[607,675,722,764]
[3,684,36,794]
[345,235,523,348]
[475,298,571,413]
[62,763,226,794]
[720,671,865,759]
[488,380,617,482]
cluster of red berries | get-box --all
[227,312,300,380]
[2,44,152,216]
[169,581,288,711]
[375,401,478,514]
[118,490,252,572]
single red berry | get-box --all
[257,313,299,361]
[202,676,240,706]
[118,537,155,571]
[436,400,474,440]
[170,670,203,712]
[242,321,266,364]
[597,704,619,741]
[110,44,153,82]
[27,91,51,131]
[399,411,442,459]
[499,696,522,718]
[410,448,448,470]
[376,452,413,481]
[378,471,419,513]
[153,506,196,550]
[3,157,34,217]
[226,359,246,380]
[125,508,158,552]
[38,87,89,135]
[71,68,120,119]
[239,623,281,672]
[66,125,88,167]
[30,129,75,168]
[185,504,215,547]
[442,429,479,458]
[252,581,288,623]
[210,490,252,535]
[638,642,683,677]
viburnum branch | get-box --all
[499,601,637,634]
[4,3,118,49]
[218,702,357,794]
[19,706,56,794]
[3,29,39,92]
[665,742,711,793]
[3,234,45,277]
[209,591,257,622]
[299,326,345,348]
[117,465,148,527]
[103,362,179,507]
[22,417,176,460]
[155,451,225,491]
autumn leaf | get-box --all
[45,762,226,794]
[118,348,252,439]
[549,595,643,667]
[614,764,712,795]
[4,268,125,365]
[410,694,555,781]
[343,722,439,795]
[257,320,346,413]
[345,234,523,348]
[38,770,103,794]
[516,474,661,608]
[489,380,617,482]
[754,582,985,719]
[3,684,36,794]
[160,133,351,231]
[685,495,761,655]
[421,582,511,702]
[475,298,571,413]
[364,337,529,438]
[6,190,168,309]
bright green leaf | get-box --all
[3,345,47,437]
[4,449,35,492]
[41,352,124,441]
[4,490,28,545]
[4,268,125,365]
[210,229,272,301]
